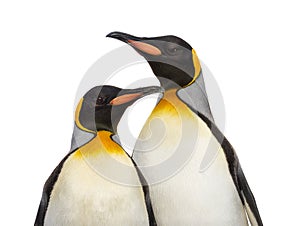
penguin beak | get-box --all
[106,31,138,43]
[107,31,162,56]
[109,86,163,106]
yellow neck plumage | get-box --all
[74,130,125,159]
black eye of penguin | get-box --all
[166,46,179,55]
[96,96,106,106]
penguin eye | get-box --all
[166,46,179,55]
[96,96,106,106]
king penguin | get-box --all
[107,32,263,226]
[34,85,161,226]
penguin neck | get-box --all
[74,130,124,158]
[157,73,199,91]
[95,115,121,134]
[158,78,180,90]
[95,130,124,155]
[154,88,191,116]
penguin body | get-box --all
[35,85,161,226]
[107,32,263,226]
[134,89,248,225]
[43,132,148,226]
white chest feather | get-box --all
[45,134,149,226]
[133,90,248,226]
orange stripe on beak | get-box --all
[128,40,161,56]
[110,93,143,106]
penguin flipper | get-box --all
[34,152,74,226]
[237,164,263,226]
[128,153,157,226]
[195,110,263,226]
[135,166,157,226]
[35,190,48,226]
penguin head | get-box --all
[75,85,162,133]
[107,31,201,88]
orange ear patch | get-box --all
[128,40,161,56]
[110,93,143,105]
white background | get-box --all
[1,1,299,225]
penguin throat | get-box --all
[156,71,201,90]
[157,77,183,90]
[73,130,126,159]
[96,131,124,154]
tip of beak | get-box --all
[106,31,127,39]
[106,31,140,43]
[106,31,129,43]
[106,31,118,38]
